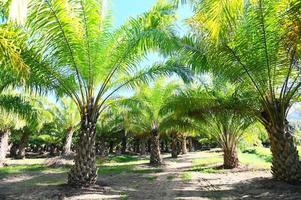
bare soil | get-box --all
[1,152,301,200]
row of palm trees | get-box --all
[0,0,300,186]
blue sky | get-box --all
[111,0,192,32]
[108,0,193,97]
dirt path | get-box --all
[1,152,301,200]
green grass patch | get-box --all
[97,154,157,175]
[110,155,139,163]
[98,164,134,175]
[133,168,163,174]
[0,164,69,178]
[120,192,128,200]
[192,167,220,173]
[190,150,271,173]
[145,176,157,181]
[97,155,146,166]
[239,152,271,169]
[192,155,222,167]
[242,147,272,163]
[180,172,192,181]
[98,165,163,175]
[190,153,223,173]
[0,164,45,175]
[167,175,176,180]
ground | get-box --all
[0,150,301,200]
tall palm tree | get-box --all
[10,0,191,186]
[178,0,301,183]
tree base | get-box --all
[223,149,239,169]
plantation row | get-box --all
[0,0,301,188]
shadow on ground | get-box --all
[1,153,301,200]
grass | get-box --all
[180,172,192,181]
[239,152,271,169]
[242,147,272,163]
[190,149,273,173]
[120,192,129,200]
[190,153,223,173]
[0,155,159,179]
[98,164,134,175]
[0,164,68,178]
[96,155,163,175]
[98,164,163,175]
[145,176,157,181]
[167,175,176,180]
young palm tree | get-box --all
[166,82,255,168]
[178,0,301,183]
[160,115,195,158]
[121,79,183,165]
[9,96,53,159]
[201,111,253,169]
[96,107,125,155]
[48,97,80,156]
[11,0,191,186]
[0,92,35,165]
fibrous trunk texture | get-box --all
[188,137,194,152]
[171,136,178,158]
[181,136,187,154]
[121,132,127,154]
[0,130,10,166]
[62,128,74,156]
[223,147,239,169]
[140,139,146,155]
[109,141,114,154]
[68,106,98,187]
[266,125,301,183]
[16,132,30,159]
[10,143,18,158]
[150,128,162,165]
[164,140,169,153]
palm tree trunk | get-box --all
[0,130,10,166]
[188,137,194,152]
[171,136,178,158]
[68,107,98,187]
[140,139,146,155]
[223,147,239,169]
[121,132,127,154]
[150,128,162,165]
[62,128,74,156]
[10,143,18,158]
[265,125,301,183]
[16,132,30,159]
[181,135,187,154]
[165,140,169,153]
[109,141,114,154]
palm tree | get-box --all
[9,97,51,159]
[48,97,80,156]
[122,79,182,165]
[178,0,301,183]
[96,101,129,155]
[8,0,192,186]
[166,82,255,168]
[201,110,253,169]
[0,92,35,165]
[160,115,196,158]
